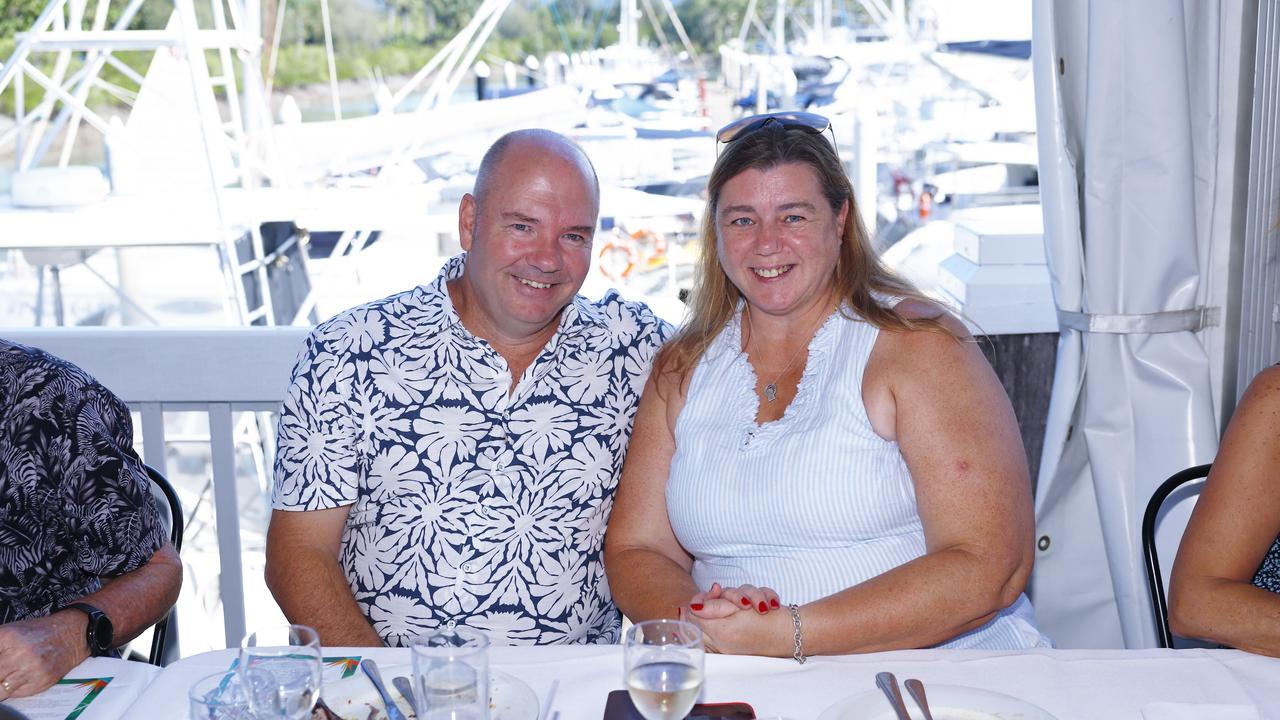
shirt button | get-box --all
[445,619,457,630]
[461,561,477,572]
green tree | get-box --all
[674,0,755,54]
[2,0,51,38]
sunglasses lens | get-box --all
[716,111,831,143]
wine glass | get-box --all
[624,620,705,720]
[189,670,253,719]
[238,624,322,720]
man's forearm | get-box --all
[82,541,183,645]
[265,548,383,647]
[0,542,184,700]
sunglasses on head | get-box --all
[715,111,836,154]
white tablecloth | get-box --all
[121,646,1280,719]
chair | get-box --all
[1142,463,1212,648]
[143,463,184,665]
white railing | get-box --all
[2,326,309,648]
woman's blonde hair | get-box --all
[658,121,954,379]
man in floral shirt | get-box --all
[265,129,672,646]
[0,340,182,699]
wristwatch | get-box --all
[65,602,114,657]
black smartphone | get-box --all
[603,689,756,719]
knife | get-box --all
[360,659,409,720]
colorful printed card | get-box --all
[2,677,112,720]
[225,655,361,684]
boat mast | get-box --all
[620,0,640,50]
[774,0,785,53]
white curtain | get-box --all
[1029,0,1245,648]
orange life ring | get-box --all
[628,229,669,272]
[598,237,637,281]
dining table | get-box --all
[49,644,1266,719]
[0,657,159,720]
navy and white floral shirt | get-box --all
[0,340,166,624]
[273,254,671,646]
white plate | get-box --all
[322,665,539,720]
[817,684,1058,720]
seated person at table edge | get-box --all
[0,340,183,699]
[1169,364,1280,657]
[604,112,1048,656]
[265,129,672,647]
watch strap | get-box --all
[64,602,113,656]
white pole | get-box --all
[852,108,878,235]
[318,0,341,120]
[774,0,785,52]
[620,0,639,49]
[813,0,823,46]
[756,58,767,114]
[241,0,266,185]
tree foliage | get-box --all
[2,0,52,38]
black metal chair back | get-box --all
[1142,463,1212,648]
[143,464,183,665]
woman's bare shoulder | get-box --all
[890,297,970,338]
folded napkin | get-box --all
[1140,702,1259,720]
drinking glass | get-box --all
[237,624,322,720]
[189,670,253,719]
[411,626,491,720]
[623,620,705,720]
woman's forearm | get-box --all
[1169,576,1280,657]
[801,545,1027,654]
[607,547,701,623]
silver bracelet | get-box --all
[788,603,806,664]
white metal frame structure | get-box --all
[0,0,284,326]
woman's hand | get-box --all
[679,600,793,656]
[685,582,781,619]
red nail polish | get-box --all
[770,599,780,608]
[690,603,704,611]
[758,601,768,613]
[740,597,751,606]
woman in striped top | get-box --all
[604,112,1048,656]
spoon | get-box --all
[905,678,936,720]
[875,671,912,720]
[360,659,408,720]
[392,676,418,715]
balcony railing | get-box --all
[3,326,310,649]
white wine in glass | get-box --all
[624,620,705,720]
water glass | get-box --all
[411,626,491,720]
[238,624,322,720]
[624,620,705,720]
[189,670,253,719]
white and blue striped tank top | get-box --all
[666,305,1049,650]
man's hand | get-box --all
[0,611,89,699]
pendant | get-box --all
[764,383,778,402]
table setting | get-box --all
[3,618,1278,719]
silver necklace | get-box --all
[745,306,827,403]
